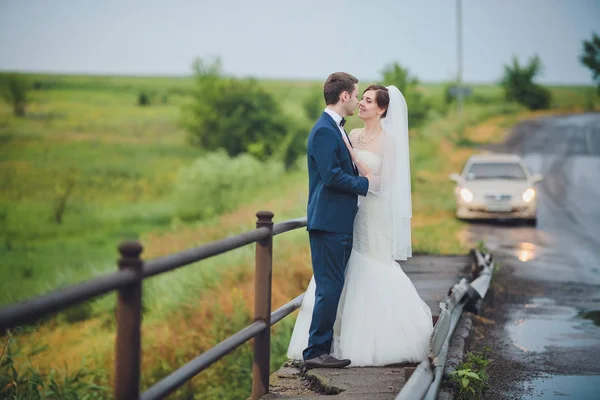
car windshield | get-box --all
[465,162,527,180]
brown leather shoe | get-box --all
[304,354,351,369]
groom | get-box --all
[304,72,372,368]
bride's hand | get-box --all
[343,141,372,177]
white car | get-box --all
[450,153,543,225]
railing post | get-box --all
[252,211,274,400]
[115,240,143,400]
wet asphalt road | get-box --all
[465,112,600,399]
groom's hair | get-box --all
[323,72,358,105]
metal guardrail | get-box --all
[0,212,308,400]
[141,293,306,400]
[396,248,495,400]
[1,216,493,400]
[0,228,270,330]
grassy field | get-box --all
[0,72,597,398]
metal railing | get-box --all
[0,211,308,400]
[396,248,495,400]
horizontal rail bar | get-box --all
[143,291,305,400]
[141,320,268,400]
[0,226,272,330]
[143,227,270,278]
[272,217,307,236]
[0,269,139,331]
[271,293,304,325]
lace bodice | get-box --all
[353,150,392,264]
[355,149,383,174]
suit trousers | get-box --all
[303,229,353,360]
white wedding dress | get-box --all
[287,149,434,367]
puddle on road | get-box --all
[515,242,537,262]
[499,241,546,263]
[518,374,600,400]
[506,298,600,353]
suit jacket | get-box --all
[306,112,369,234]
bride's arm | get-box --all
[342,132,373,182]
[367,135,392,196]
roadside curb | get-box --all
[437,312,474,400]
[444,312,473,375]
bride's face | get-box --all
[358,90,385,121]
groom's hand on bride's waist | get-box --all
[354,159,371,178]
[357,165,373,185]
[364,173,373,188]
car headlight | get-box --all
[522,188,535,203]
[460,188,474,203]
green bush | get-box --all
[448,346,492,400]
[182,57,292,160]
[500,54,551,110]
[275,118,309,171]
[443,81,457,107]
[59,301,95,324]
[0,73,31,117]
[302,88,324,122]
[580,32,600,94]
[138,91,150,106]
[380,62,432,126]
[173,150,285,221]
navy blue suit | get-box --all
[303,111,369,360]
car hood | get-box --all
[462,180,533,196]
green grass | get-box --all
[1,72,597,399]
[0,75,313,309]
[0,85,202,307]
[0,72,596,311]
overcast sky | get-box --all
[0,0,598,84]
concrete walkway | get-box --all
[263,255,470,399]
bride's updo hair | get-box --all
[363,85,389,118]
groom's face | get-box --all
[343,84,359,116]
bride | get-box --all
[287,84,433,367]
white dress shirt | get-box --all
[324,107,352,150]
[324,107,356,171]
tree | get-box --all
[275,119,308,170]
[302,88,324,122]
[500,54,551,110]
[0,73,30,117]
[380,62,431,126]
[580,32,600,94]
[182,57,290,160]
[138,91,151,106]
